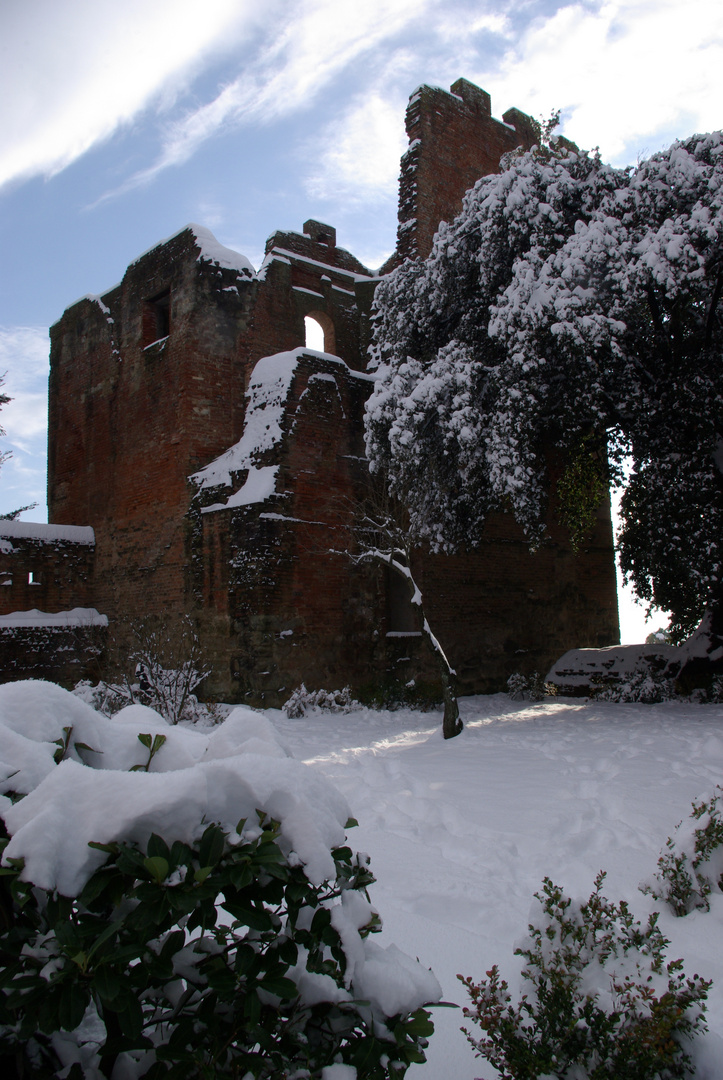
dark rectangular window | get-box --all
[143,289,171,346]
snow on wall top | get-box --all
[191,349,373,513]
[191,350,302,495]
[0,608,108,628]
[0,521,95,544]
[189,223,255,277]
[258,247,372,284]
[128,223,255,276]
[66,225,255,313]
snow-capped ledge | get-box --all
[0,521,95,545]
[0,608,108,629]
[546,644,679,695]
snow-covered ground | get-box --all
[2,684,722,1077]
[268,694,723,1079]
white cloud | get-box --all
[0,326,49,399]
[295,7,512,214]
[289,0,723,215]
[481,0,723,163]
[304,91,408,204]
[3,0,720,200]
[0,0,263,189]
[96,0,436,199]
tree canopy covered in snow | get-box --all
[366,134,723,639]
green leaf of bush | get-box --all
[143,856,169,884]
[198,824,225,869]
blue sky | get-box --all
[1,0,721,641]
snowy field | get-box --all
[2,684,723,1078]
[268,694,723,1079]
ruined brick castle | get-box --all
[0,79,619,701]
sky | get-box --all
[1,0,720,642]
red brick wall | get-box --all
[249,223,375,374]
[192,352,382,701]
[0,523,95,616]
[192,352,618,704]
[47,221,376,637]
[394,79,538,263]
[48,228,254,623]
[43,79,619,703]
[0,624,105,687]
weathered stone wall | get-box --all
[191,351,383,703]
[0,624,105,687]
[189,349,618,705]
[48,227,256,624]
[47,221,377,634]
[0,522,95,616]
[251,221,374,372]
[415,505,619,696]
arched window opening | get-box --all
[304,315,325,352]
[304,310,336,355]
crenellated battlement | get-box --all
[392,80,537,265]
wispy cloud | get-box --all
[0,0,261,190]
[303,90,408,205]
[3,0,721,203]
[297,7,513,210]
[95,0,437,202]
[299,0,723,204]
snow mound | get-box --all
[0,607,107,628]
[0,681,351,894]
[546,643,678,694]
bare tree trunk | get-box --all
[418,612,463,739]
[674,594,723,694]
[440,664,463,739]
[337,479,463,739]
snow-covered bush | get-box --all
[74,678,213,726]
[0,822,437,1079]
[459,873,710,1080]
[285,684,361,719]
[506,672,552,702]
[643,787,723,916]
[591,663,678,704]
[0,681,440,1078]
[99,614,212,724]
[73,677,130,716]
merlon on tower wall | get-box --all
[393,78,538,264]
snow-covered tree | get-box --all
[366,133,723,643]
